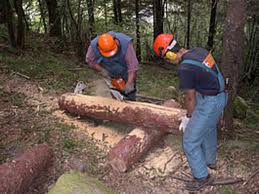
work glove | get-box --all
[179,115,190,133]
[74,81,87,94]
[99,68,110,79]
[123,82,135,94]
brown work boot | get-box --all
[185,174,214,191]
[208,164,217,170]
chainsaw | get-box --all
[103,78,165,103]
[103,78,127,101]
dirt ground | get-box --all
[0,72,258,194]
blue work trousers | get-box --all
[183,92,226,179]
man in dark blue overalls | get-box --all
[86,32,139,101]
[153,34,227,191]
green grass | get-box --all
[54,123,78,153]
[216,186,235,194]
[0,89,26,107]
[0,48,94,92]
[137,64,180,100]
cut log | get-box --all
[0,144,53,194]
[107,100,181,172]
[107,127,165,172]
[58,93,185,133]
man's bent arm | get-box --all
[185,89,196,117]
[86,46,104,73]
[127,71,136,85]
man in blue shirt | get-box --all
[153,34,227,191]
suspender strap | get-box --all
[181,59,218,78]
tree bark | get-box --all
[0,144,53,194]
[58,94,185,133]
[45,0,61,37]
[221,0,246,131]
[103,0,107,29]
[207,0,218,51]
[108,127,165,172]
[86,0,95,37]
[67,0,84,59]
[112,0,118,24]
[15,0,25,48]
[3,0,16,47]
[243,14,258,82]
[38,0,47,33]
[135,0,141,61]
[117,0,122,23]
[186,0,191,49]
[153,0,164,39]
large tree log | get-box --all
[107,100,181,172]
[0,144,53,194]
[58,93,185,133]
[107,127,165,172]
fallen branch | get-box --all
[211,178,243,185]
[243,169,259,186]
[170,176,243,186]
[15,72,30,79]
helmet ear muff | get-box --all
[165,51,177,61]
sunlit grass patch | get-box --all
[0,49,94,92]
[137,64,180,100]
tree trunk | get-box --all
[207,0,218,51]
[117,0,122,23]
[67,0,84,59]
[135,0,141,61]
[108,127,166,172]
[21,4,30,31]
[221,0,246,131]
[58,94,185,133]
[38,0,47,33]
[0,2,5,23]
[3,0,16,47]
[45,0,61,37]
[76,0,84,59]
[186,0,191,49]
[87,0,95,37]
[153,0,164,39]
[112,0,118,24]
[0,144,53,194]
[104,0,107,29]
[243,14,258,82]
[15,0,25,48]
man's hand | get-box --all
[123,82,135,94]
[179,115,190,133]
[99,68,110,79]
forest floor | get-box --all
[0,36,259,194]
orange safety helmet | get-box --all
[97,33,119,57]
[153,34,174,57]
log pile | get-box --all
[58,93,185,172]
